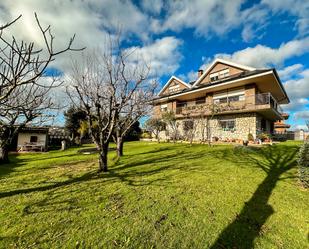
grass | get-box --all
[0,141,308,248]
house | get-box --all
[152,58,289,142]
[16,127,49,152]
[274,113,291,133]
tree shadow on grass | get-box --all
[0,170,98,199]
[0,154,27,178]
[210,144,299,249]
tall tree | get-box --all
[114,87,155,157]
[0,14,81,163]
[67,40,153,171]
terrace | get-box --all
[175,92,283,120]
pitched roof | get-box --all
[158,76,191,96]
[153,69,273,100]
[192,58,257,87]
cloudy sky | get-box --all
[0,0,308,129]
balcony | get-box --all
[175,93,283,120]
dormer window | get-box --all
[168,84,180,93]
[160,104,168,112]
[210,72,219,82]
[219,69,229,78]
[210,68,230,82]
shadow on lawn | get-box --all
[0,145,206,199]
[0,154,28,178]
[210,144,298,249]
[0,170,98,199]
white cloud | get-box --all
[284,77,309,101]
[277,64,304,80]
[141,0,163,14]
[153,0,247,37]
[281,67,309,112]
[282,98,309,112]
[213,38,309,68]
[262,0,309,36]
[294,110,309,120]
[0,0,153,73]
[126,37,183,77]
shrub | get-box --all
[297,141,309,188]
[248,133,254,141]
[257,133,270,141]
[141,132,152,139]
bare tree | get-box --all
[162,111,179,143]
[145,117,166,143]
[0,14,82,163]
[182,117,199,145]
[113,78,156,157]
[180,101,221,146]
[67,39,153,171]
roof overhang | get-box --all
[153,70,290,104]
[158,76,191,96]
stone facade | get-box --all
[157,113,260,142]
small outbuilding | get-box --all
[17,127,49,152]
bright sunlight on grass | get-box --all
[0,141,307,248]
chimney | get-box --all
[198,69,203,78]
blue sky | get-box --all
[0,0,308,129]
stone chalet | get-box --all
[152,58,289,141]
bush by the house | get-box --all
[297,141,309,188]
[257,133,271,142]
[248,133,254,141]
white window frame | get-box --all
[219,119,236,131]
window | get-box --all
[228,94,245,102]
[183,120,194,131]
[168,84,180,93]
[219,69,230,78]
[219,119,235,131]
[210,69,230,82]
[160,104,168,112]
[177,101,187,108]
[210,72,219,82]
[213,88,245,104]
[195,97,205,105]
[30,136,38,143]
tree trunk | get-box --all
[98,144,109,172]
[116,137,124,157]
[156,133,160,143]
[0,145,9,164]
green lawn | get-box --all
[0,141,308,248]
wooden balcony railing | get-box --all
[175,93,283,116]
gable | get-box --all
[193,59,256,87]
[199,62,245,85]
[159,76,191,96]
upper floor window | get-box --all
[195,97,206,105]
[210,68,230,82]
[213,88,245,104]
[168,84,180,93]
[160,104,168,112]
[177,101,187,108]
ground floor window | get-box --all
[30,136,38,143]
[219,119,235,131]
[183,120,194,131]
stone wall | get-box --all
[157,113,259,142]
